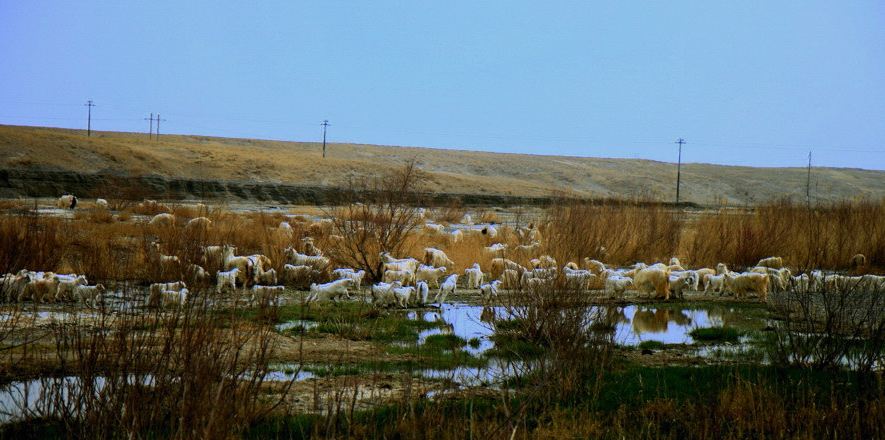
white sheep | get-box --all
[55,274,88,302]
[668,271,697,299]
[564,268,595,291]
[57,194,76,209]
[392,286,416,308]
[301,237,323,256]
[74,284,106,308]
[282,264,314,286]
[95,198,109,210]
[479,280,502,300]
[308,278,354,304]
[222,246,254,287]
[331,268,366,290]
[464,263,484,289]
[251,285,285,306]
[704,274,728,295]
[424,248,454,268]
[216,268,240,293]
[149,213,175,227]
[149,281,186,303]
[161,287,189,308]
[285,248,330,271]
[383,269,413,286]
[433,274,459,305]
[415,281,429,306]
[604,274,634,298]
[460,214,473,225]
[371,281,402,307]
[256,268,278,285]
[415,265,447,288]
[185,216,212,231]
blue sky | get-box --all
[2,2,883,170]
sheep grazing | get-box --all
[149,213,175,227]
[383,269,413,286]
[694,268,715,290]
[464,263,483,289]
[148,281,187,307]
[703,274,727,295]
[716,263,729,275]
[583,258,607,276]
[55,274,88,302]
[187,264,208,285]
[308,278,353,304]
[433,274,459,305]
[564,268,595,290]
[282,264,314,286]
[479,280,502,300]
[301,237,324,256]
[424,248,454,268]
[216,268,240,293]
[278,221,294,238]
[423,223,443,234]
[331,268,366,290]
[490,258,526,279]
[460,214,473,225]
[449,229,463,243]
[392,286,416,308]
[57,194,77,209]
[668,272,697,299]
[531,255,557,269]
[74,284,106,308]
[161,288,189,308]
[632,268,671,300]
[604,274,634,298]
[371,281,401,307]
[415,281,430,306]
[222,246,254,287]
[481,225,498,238]
[256,268,278,285]
[756,256,784,269]
[95,198,109,210]
[284,249,331,272]
[668,257,681,267]
[380,253,419,279]
[251,285,285,306]
[415,265,447,288]
[185,216,212,231]
[725,273,770,301]
[23,275,61,303]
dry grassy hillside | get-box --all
[1,124,882,204]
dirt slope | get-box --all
[1,124,882,204]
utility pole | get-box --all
[806,151,812,206]
[144,113,155,139]
[156,114,166,140]
[85,100,95,136]
[321,120,330,158]
[674,138,686,204]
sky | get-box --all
[1,2,884,170]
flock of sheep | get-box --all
[3,197,883,311]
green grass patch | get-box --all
[423,334,467,350]
[638,340,666,350]
[689,326,742,343]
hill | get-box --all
[1,124,882,205]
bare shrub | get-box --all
[768,282,885,373]
[325,163,426,282]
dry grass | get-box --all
[3,124,883,204]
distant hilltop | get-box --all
[1,124,882,205]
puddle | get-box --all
[0,375,156,424]
[408,304,498,354]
